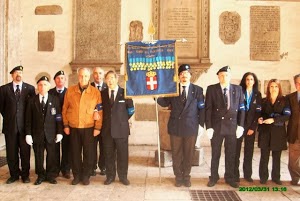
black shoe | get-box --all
[291,180,299,186]
[184,180,191,187]
[245,177,254,182]
[34,177,45,185]
[120,178,130,186]
[48,178,57,184]
[90,170,96,176]
[62,172,71,179]
[226,181,239,188]
[6,177,19,184]
[22,177,30,183]
[82,179,90,185]
[272,179,282,185]
[175,180,182,187]
[207,180,216,187]
[100,169,106,176]
[104,177,115,185]
[235,178,240,182]
[260,180,267,184]
[72,177,81,185]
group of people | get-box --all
[0,64,299,189]
[157,64,300,188]
[0,66,134,186]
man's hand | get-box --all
[25,135,33,146]
[64,127,70,135]
[206,128,214,140]
[93,111,100,121]
[236,126,244,138]
[93,129,100,136]
[55,134,63,143]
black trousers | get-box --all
[92,134,105,171]
[4,131,31,179]
[70,127,94,180]
[33,139,57,179]
[259,148,282,182]
[170,134,197,182]
[103,135,128,180]
[210,134,236,183]
[234,129,255,180]
[55,133,71,175]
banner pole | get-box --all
[155,97,161,183]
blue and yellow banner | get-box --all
[125,40,178,98]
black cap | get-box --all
[53,70,65,80]
[37,76,50,84]
[10,65,23,74]
[216,66,231,75]
[178,64,191,75]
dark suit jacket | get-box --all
[205,83,245,136]
[286,92,299,144]
[258,96,290,151]
[157,83,205,137]
[243,90,262,131]
[91,82,107,92]
[101,87,134,139]
[48,87,67,110]
[0,82,35,135]
[25,94,63,144]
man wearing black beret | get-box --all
[48,70,71,179]
[25,76,63,185]
[205,66,245,188]
[0,66,35,184]
[157,64,205,187]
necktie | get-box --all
[58,90,62,93]
[15,85,20,100]
[110,90,115,106]
[41,96,45,112]
[224,88,228,109]
[97,85,101,91]
[182,86,187,105]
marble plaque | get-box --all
[38,31,54,51]
[250,6,280,61]
[129,20,143,41]
[73,0,121,63]
[219,11,241,44]
[152,0,211,69]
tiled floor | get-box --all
[0,144,299,201]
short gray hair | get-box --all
[294,74,300,83]
[77,67,91,75]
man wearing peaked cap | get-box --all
[0,65,35,184]
[9,65,23,74]
[205,65,245,188]
[49,70,71,179]
[25,74,63,185]
[157,64,205,187]
[178,64,191,75]
[37,76,49,84]
[216,65,231,75]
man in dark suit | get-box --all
[205,66,245,188]
[101,70,134,186]
[48,70,70,179]
[286,73,300,186]
[25,76,63,185]
[90,67,107,176]
[0,66,35,184]
[157,64,205,187]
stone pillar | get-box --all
[155,109,204,167]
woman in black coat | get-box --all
[234,72,262,183]
[258,79,291,185]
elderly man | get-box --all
[49,70,70,179]
[205,66,245,188]
[0,66,35,184]
[25,76,63,185]
[62,67,103,185]
[90,67,107,176]
[286,74,300,186]
[157,64,205,187]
